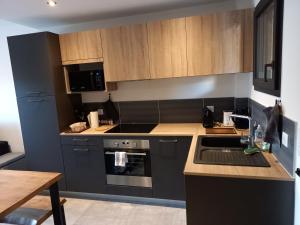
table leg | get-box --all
[49,182,66,225]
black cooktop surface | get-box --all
[105,124,157,133]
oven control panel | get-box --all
[103,139,150,149]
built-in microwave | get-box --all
[64,62,105,93]
[68,69,105,92]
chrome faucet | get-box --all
[229,114,254,149]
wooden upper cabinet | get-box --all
[186,10,247,76]
[59,30,102,65]
[147,18,187,79]
[101,24,150,82]
[243,8,254,72]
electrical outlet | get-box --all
[282,131,289,148]
[98,108,104,115]
[206,106,214,112]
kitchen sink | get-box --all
[205,128,237,135]
[194,136,270,167]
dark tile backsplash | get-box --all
[81,97,250,124]
[118,101,159,124]
[204,97,235,122]
[250,99,296,175]
[235,98,250,114]
[159,99,203,123]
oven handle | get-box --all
[105,151,147,156]
[159,139,178,143]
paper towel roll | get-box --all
[89,111,99,128]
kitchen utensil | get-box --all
[69,122,87,132]
[203,107,214,128]
[88,111,99,128]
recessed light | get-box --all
[47,0,57,7]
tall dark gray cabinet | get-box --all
[8,32,75,189]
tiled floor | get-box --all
[44,198,186,225]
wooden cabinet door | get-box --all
[243,9,254,72]
[101,24,150,82]
[147,18,187,79]
[186,10,244,76]
[77,30,102,60]
[59,32,79,63]
[151,136,192,200]
[59,30,102,64]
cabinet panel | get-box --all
[59,33,80,62]
[17,96,66,189]
[8,33,55,98]
[147,18,187,79]
[62,145,106,193]
[151,137,192,200]
[186,10,244,76]
[77,30,102,60]
[243,8,254,72]
[61,136,100,146]
[101,24,150,81]
[59,30,102,64]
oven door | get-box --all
[104,149,152,188]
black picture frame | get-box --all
[253,0,284,97]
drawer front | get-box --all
[61,136,100,146]
[63,145,100,152]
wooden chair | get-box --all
[0,196,66,225]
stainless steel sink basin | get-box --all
[194,136,270,167]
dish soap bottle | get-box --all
[254,124,264,145]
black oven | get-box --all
[103,139,152,188]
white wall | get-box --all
[0,20,38,152]
[82,73,251,103]
[251,1,300,225]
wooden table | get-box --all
[0,170,66,225]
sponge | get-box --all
[244,147,261,155]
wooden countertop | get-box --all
[184,124,293,181]
[61,123,200,136]
[0,170,62,218]
[61,123,292,181]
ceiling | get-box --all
[0,0,226,29]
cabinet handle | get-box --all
[105,151,146,156]
[72,138,88,142]
[296,168,300,177]
[73,148,89,152]
[26,91,42,95]
[27,99,45,103]
[159,139,178,143]
[264,63,273,82]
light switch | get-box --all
[282,132,288,148]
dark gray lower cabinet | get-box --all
[17,96,66,189]
[62,137,106,193]
[185,175,295,225]
[150,136,192,200]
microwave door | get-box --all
[69,72,88,91]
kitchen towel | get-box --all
[115,152,127,167]
[263,102,282,145]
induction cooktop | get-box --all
[105,124,157,133]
